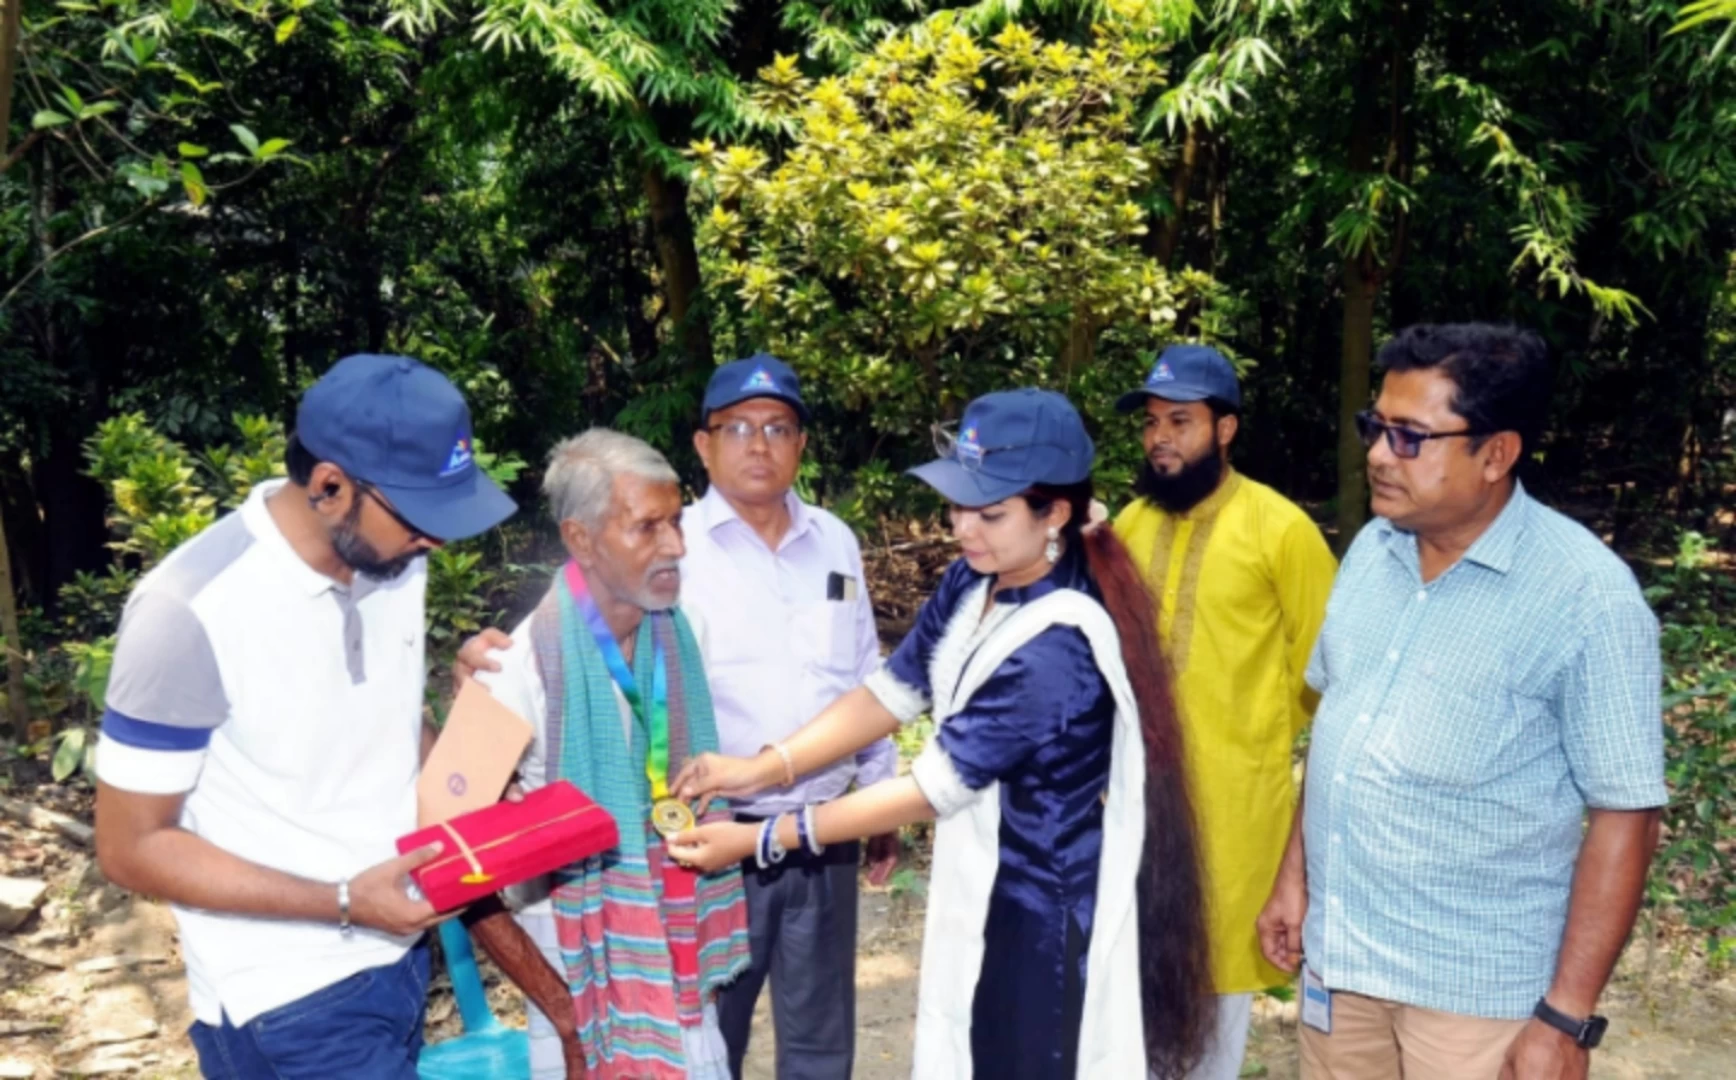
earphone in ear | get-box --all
[307,483,342,508]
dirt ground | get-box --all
[740,886,1736,1080]
[2,814,1733,1080]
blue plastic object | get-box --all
[418,919,532,1079]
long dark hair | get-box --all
[1026,480,1214,1079]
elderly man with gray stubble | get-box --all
[459,429,749,1080]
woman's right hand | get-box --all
[673,750,778,806]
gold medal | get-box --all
[651,798,696,839]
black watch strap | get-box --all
[1533,998,1608,1049]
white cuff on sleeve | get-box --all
[864,667,929,725]
[95,733,206,795]
[911,740,979,819]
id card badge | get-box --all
[1301,965,1333,1034]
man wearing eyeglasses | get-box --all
[683,354,898,1080]
[1257,324,1665,1080]
[1109,344,1337,1080]
[92,355,517,1078]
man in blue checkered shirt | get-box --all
[1256,324,1666,1080]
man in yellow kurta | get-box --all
[1112,345,1337,1080]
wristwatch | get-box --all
[1533,998,1607,1049]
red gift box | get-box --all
[397,780,619,912]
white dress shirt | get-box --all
[678,487,896,817]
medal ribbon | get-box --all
[562,560,672,800]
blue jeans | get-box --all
[189,940,431,1079]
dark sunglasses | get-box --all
[357,482,439,544]
[1354,411,1487,460]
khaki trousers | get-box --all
[1299,990,1528,1079]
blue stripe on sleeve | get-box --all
[100,707,214,752]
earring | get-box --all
[1044,527,1060,564]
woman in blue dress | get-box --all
[670,388,1212,1079]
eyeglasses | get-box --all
[706,420,802,446]
[357,482,439,545]
[931,422,1077,476]
[1354,411,1487,460]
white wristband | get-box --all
[801,804,824,856]
[765,742,796,788]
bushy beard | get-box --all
[332,499,421,582]
[1133,449,1225,515]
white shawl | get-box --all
[901,584,1147,1079]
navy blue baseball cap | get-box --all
[910,388,1095,508]
[1115,344,1241,412]
[702,353,811,424]
[296,354,517,542]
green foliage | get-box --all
[1673,1,1736,47]
[85,413,219,565]
[831,460,904,536]
[51,725,95,783]
[887,864,927,899]
[693,15,1204,511]
[425,547,492,652]
[3,0,298,292]
[53,568,139,644]
[892,713,933,764]
[388,0,914,173]
[202,414,290,509]
[1645,530,1736,961]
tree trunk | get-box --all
[0,509,26,736]
[1334,28,1384,551]
[1058,310,1099,389]
[609,173,658,365]
[0,454,42,606]
[642,164,714,369]
[1336,256,1377,550]
[1207,133,1226,272]
[281,255,301,433]
[4,138,38,725]
[0,0,23,158]
[1156,122,1200,268]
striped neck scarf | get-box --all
[529,579,749,1079]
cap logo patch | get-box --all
[956,424,984,465]
[741,366,778,393]
[1147,361,1176,385]
[441,434,474,477]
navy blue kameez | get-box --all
[885,550,1116,1079]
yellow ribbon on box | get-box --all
[427,805,608,886]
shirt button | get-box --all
[1356,713,1371,725]
[1386,649,1399,663]
[1333,772,1345,784]
[1416,590,1428,601]
[1330,896,1342,907]
[1332,833,1342,845]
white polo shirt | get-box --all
[96,479,426,1026]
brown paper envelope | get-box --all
[418,678,535,827]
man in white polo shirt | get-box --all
[92,354,516,1079]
